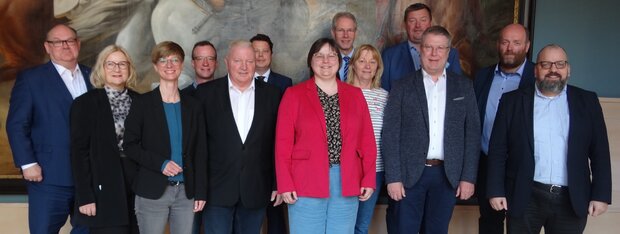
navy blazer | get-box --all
[381,41,463,91]
[382,70,480,189]
[473,61,536,127]
[265,71,293,94]
[486,85,612,218]
[7,61,91,186]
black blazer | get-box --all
[266,71,293,94]
[195,77,281,209]
[123,87,207,200]
[70,88,138,227]
[473,61,536,127]
[487,85,612,218]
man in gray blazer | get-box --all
[382,26,480,234]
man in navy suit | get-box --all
[6,24,91,234]
[487,44,612,233]
[331,12,357,81]
[250,34,293,93]
[473,23,535,234]
[182,40,218,96]
[382,26,480,234]
[381,3,462,91]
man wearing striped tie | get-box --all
[331,12,357,81]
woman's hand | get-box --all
[358,187,374,201]
[281,191,298,204]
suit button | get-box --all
[242,146,246,150]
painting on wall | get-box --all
[0,0,528,192]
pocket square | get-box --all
[453,96,465,101]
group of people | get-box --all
[6,2,611,234]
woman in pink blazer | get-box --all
[276,38,377,234]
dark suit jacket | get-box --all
[6,61,91,186]
[381,41,462,91]
[486,85,612,218]
[266,71,293,94]
[473,61,536,126]
[70,88,138,227]
[195,77,281,209]
[181,84,197,96]
[123,87,207,200]
[383,70,480,189]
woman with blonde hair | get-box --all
[71,44,140,233]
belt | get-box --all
[168,180,184,186]
[533,181,567,194]
[425,159,443,167]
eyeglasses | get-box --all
[46,39,78,47]
[105,61,129,70]
[537,60,568,69]
[335,28,356,35]
[158,57,182,65]
[313,53,338,61]
[421,45,449,53]
[192,56,216,62]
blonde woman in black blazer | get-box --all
[71,45,139,234]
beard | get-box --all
[537,72,567,94]
[499,52,527,70]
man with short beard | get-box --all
[486,44,612,234]
[473,23,535,234]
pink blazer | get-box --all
[276,78,376,198]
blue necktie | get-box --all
[343,56,351,80]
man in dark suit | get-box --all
[195,40,282,234]
[250,34,293,93]
[382,26,480,234]
[473,23,535,234]
[6,24,91,234]
[487,44,612,234]
[381,3,462,91]
[330,12,357,81]
[182,40,218,96]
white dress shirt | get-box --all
[228,76,255,143]
[422,69,447,160]
[254,69,271,82]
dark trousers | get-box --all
[507,183,587,234]
[203,202,266,234]
[476,154,506,234]
[90,225,129,234]
[266,203,287,234]
[388,165,457,234]
[27,183,89,234]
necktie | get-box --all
[256,76,265,82]
[343,56,351,80]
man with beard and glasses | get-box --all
[473,23,535,234]
[486,44,612,234]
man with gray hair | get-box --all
[382,25,480,233]
[331,11,357,81]
[195,40,282,234]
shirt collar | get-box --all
[534,83,567,100]
[51,61,80,76]
[341,48,354,58]
[254,69,271,79]
[227,74,255,93]
[421,68,447,81]
[494,58,528,77]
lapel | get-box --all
[267,73,276,85]
[412,71,429,130]
[245,81,266,143]
[400,42,415,73]
[96,89,119,147]
[180,93,192,153]
[445,72,461,128]
[565,86,579,161]
[219,77,246,145]
[303,79,327,141]
[478,65,496,114]
[79,64,93,90]
[521,86,535,153]
[151,87,172,156]
[337,80,349,135]
[45,62,74,103]
[519,61,536,88]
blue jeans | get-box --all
[355,171,384,234]
[288,165,359,234]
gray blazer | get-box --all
[382,70,480,189]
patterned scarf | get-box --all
[104,86,132,151]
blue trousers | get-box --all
[389,165,456,234]
[288,165,359,234]
[355,171,384,234]
[27,182,88,234]
[203,202,266,234]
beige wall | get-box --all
[2,98,618,233]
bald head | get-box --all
[497,24,530,72]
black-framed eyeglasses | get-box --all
[537,60,568,69]
[105,61,129,70]
[46,39,78,47]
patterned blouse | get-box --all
[317,86,342,166]
[361,88,389,172]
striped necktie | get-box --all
[343,56,351,80]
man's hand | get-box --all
[359,187,374,201]
[281,191,298,204]
[79,203,96,216]
[162,161,183,177]
[489,197,508,211]
[588,200,608,217]
[455,181,475,200]
[387,182,406,201]
[22,164,43,182]
[194,200,206,212]
[271,190,283,206]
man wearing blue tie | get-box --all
[331,12,357,81]
[6,24,92,234]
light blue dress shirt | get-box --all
[533,85,569,186]
[481,61,527,154]
[408,41,422,72]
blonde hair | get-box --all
[90,45,138,90]
[346,44,384,89]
